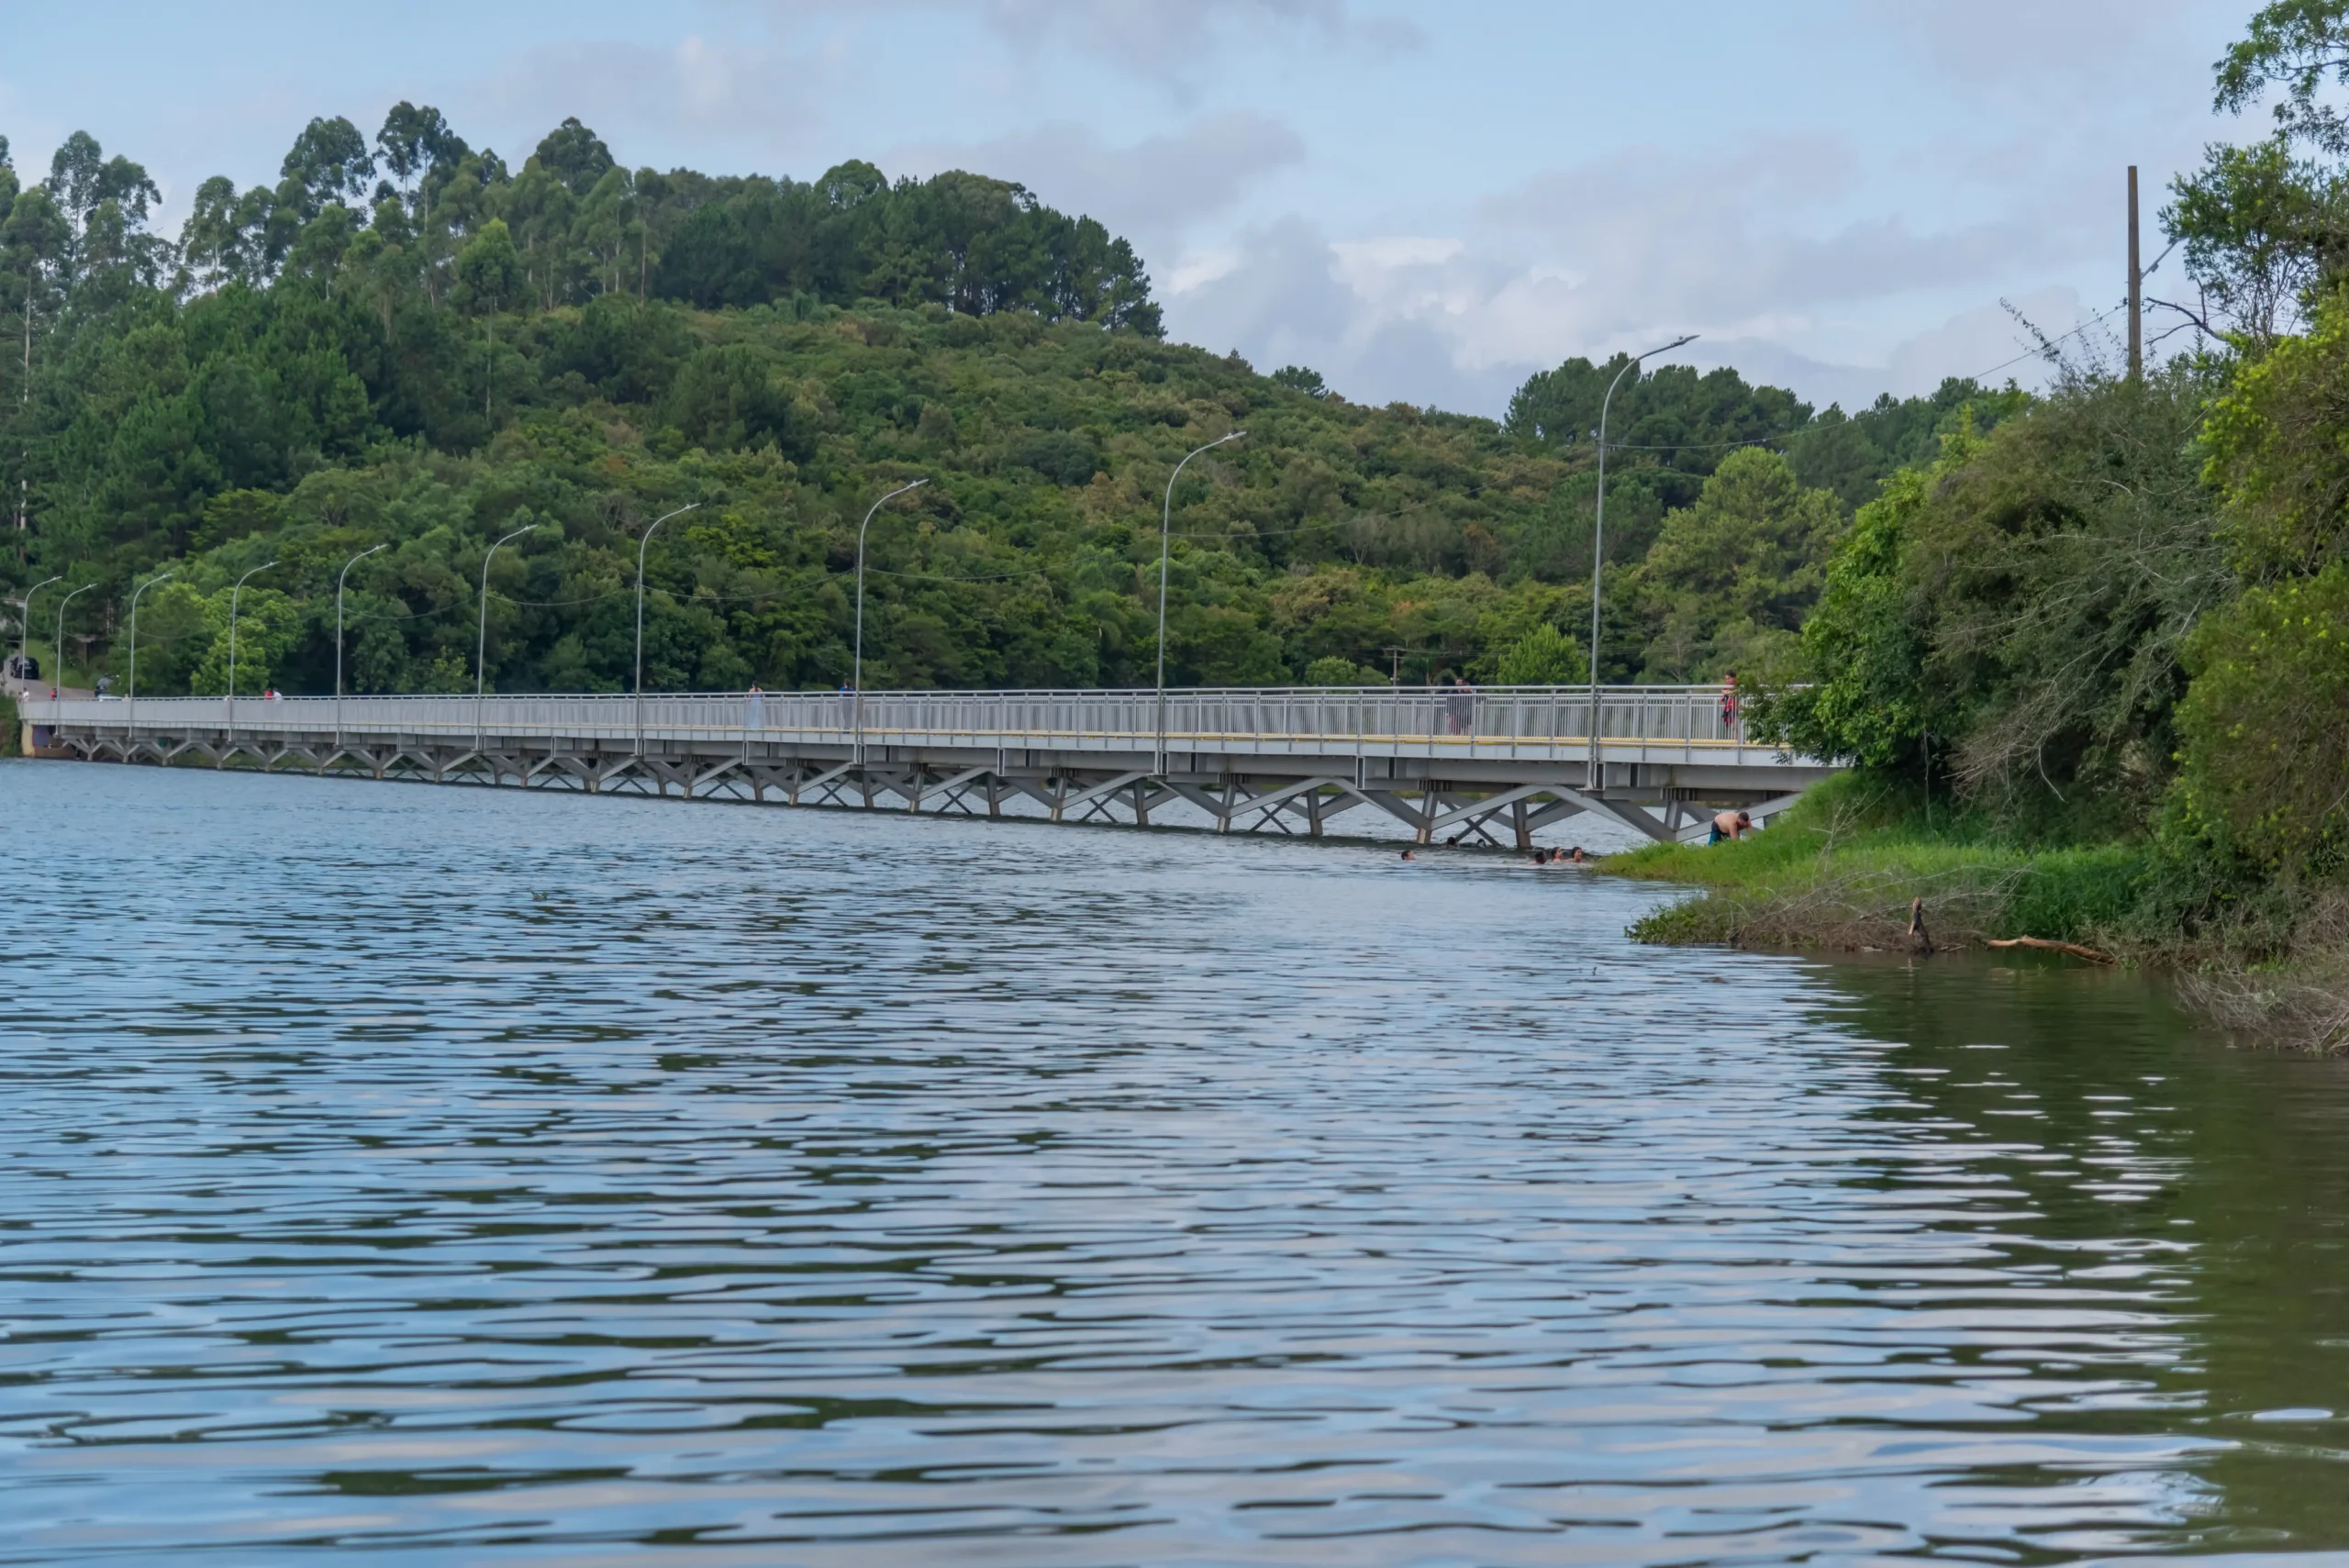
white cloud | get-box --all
[1164,129,2118,419]
[1167,135,2076,412]
[1167,247,1243,294]
[1476,136,2074,341]
[1167,217,1506,410]
[890,110,1305,255]
[1877,0,2225,95]
[769,0,1421,86]
[478,34,829,151]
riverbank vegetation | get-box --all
[1614,0,2349,1050]
[1620,777,2150,954]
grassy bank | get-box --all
[0,691,17,757]
[1613,774,2349,1051]
[1613,774,2147,952]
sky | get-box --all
[0,0,2266,418]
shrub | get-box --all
[1302,655,1387,687]
[1491,622,1586,684]
[2176,559,2349,877]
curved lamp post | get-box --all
[632,502,701,756]
[126,570,174,736]
[851,479,929,757]
[1586,335,1695,793]
[474,524,538,760]
[224,560,277,744]
[335,542,387,753]
[55,581,95,708]
[1154,431,1244,770]
[18,573,59,681]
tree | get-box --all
[1631,447,1842,682]
[280,117,375,216]
[1757,370,2227,826]
[1302,654,1386,685]
[2215,0,2349,155]
[35,131,161,291]
[534,117,614,195]
[456,218,526,421]
[376,102,461,199]
[2176,561,2349,873]
[456,218,526,310]
[178,176,244,291]
[1507,356,1811,530]
[2165,134,2349,344]
[665,343,811,458]
[2167,2,2349,344]
[1491,622,1586,684]
[0,106,1623,707]
[46,131,158,231]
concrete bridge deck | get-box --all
[24,685,1835,847]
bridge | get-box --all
[22,685,1834,848]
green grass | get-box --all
[1616,773,2149,950]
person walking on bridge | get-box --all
[1443,674,1475,737]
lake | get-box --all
[6,760,2349,1564]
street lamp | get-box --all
[851,479,929,757]
[1155,430,1245,770]
[632,503,701,756]
[335,541,387,752]
[1586,335,1696,793]
[18,573,60,682]
[126,570,175,736]
[55,582,95,706]
[224,560,277,744]
[474,524,538,758]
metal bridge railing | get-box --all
[34,684,1781,753]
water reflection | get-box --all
[5,761,2349,1562]
[1826,956,2349,1556]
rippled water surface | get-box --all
[11,761,2349,1564]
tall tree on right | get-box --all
[2165,1,2349,346]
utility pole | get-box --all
[2128,165,2143,382]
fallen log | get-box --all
[1984,936,2114,964]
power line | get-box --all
[1965,300,2128,384]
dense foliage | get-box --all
[0,107,1983,700]
[1740,5,2349,854]
[1758,368,2229,830]
[1718,1,2349,994]
[2180,286,2349,876]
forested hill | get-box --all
[0,107,1995,698]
